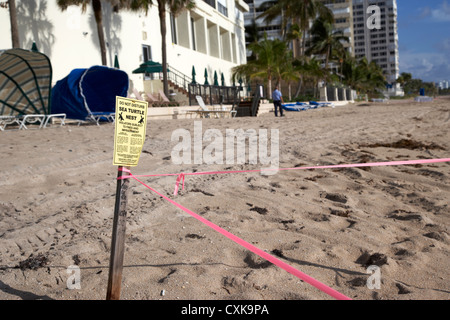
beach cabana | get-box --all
[51,65,129,121]
[0,48,52,116]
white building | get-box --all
[0,0,249,98]
[352,0,403,96]
[436,80,449,90]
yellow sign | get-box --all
[113,96,148,167]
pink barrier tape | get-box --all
[128,174,352,300]
[114,158,450,298]
[118,158,450,194]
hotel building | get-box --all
[0,0,249,97]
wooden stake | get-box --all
[106,166,130,300]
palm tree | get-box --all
[232,35,289,99]
[157,0,195,97]
[280,51,299,101]
[5,0,20,48]
[302,56,329,97]
[57,0,108,65]
[129,0,194,97]
[307,17,349,74]
[258,0,333,57]
[342,56,386,95]
[57,0,145,66]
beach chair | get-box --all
[189,95,233,118]
[159,90,180,106]
[309,101,333,108]
[282,104,309,112]
[0,115,21,131]
[219,104,237,118]
[42,113,66,128]
[142,91,169,107]
[18,114,46,129]
[89,112,115,125]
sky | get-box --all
[397,0,450,82]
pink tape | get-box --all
[113,158,450,299]
[117,158,450,193]
[169,158,450,195]
[130,175,352,300]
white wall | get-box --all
[0,0,248,91]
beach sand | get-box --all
[0,97,449,300]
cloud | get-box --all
[416,1,450,22]
[431,0,450,21]
[399,51,450,81]
[435,38,450,53]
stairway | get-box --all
[167,80,190,104]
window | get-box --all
[191,17,196,51]
[142,45,153,80]
[170,14,177,45]
[218,0,228,16]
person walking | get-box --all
[272,86,284,117]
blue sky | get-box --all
[397,0,450,82]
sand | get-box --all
[0,97,449,301]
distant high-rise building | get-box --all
[244,0,354,56]
[318,0,355,57]
[243,0,283,44]
[352,0,402,95]
[436,80,449,90]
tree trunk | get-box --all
[9,0,20,48]
[92,0,107,66]
[325,46,330,73]
[268,77,272,99]
[301,29,307,57]
[294,75,303,97]
[158,1,169,98]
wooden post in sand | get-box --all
[106,166,130,300]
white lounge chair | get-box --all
[42,113,66,128]
[0,115,21,131]
[189,95,235,118]
[18,114,46,129]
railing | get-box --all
[164,64,193,92]
[188,83,241,106]
[251,85,262,117]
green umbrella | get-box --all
[221,73,225,86]
[213,71,219,86]
[238,77,243,87]
[132,60,168,74]
[204,68,209,85]
[114,54,120,69]
[191,66,196,84]
[31,42,38,52]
